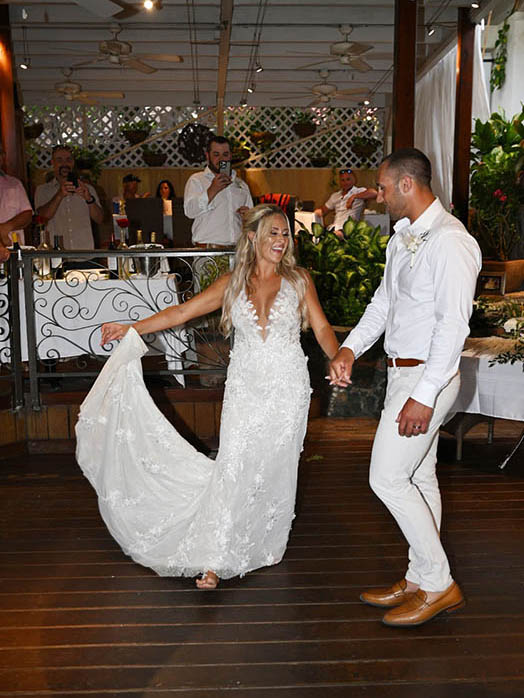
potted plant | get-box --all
[248,122,277,151]
[226,135,251,164]
[351,135,381,164]
[23,122,44,141]
[70,145,104,183]
[470,107,524,291]
[120,119,154,145]
[141,143,167,167]
[306,146,337,168]
[292,110,317,138]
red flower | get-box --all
[33,214,45,225]
[500,195,507,203]
[116,218,129,228]
[493,189,503,198]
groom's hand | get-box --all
[328,347,355,387]
[396,397,433,437]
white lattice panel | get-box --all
[24,105,383,170]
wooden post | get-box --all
[392,0,417,150]
[0,6,23,179]
[452,7,475,226]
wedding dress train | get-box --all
[76,279,312,579]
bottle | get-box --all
[52,235,64,280]
[11,232,23,279]
[136,229,144,246]
[36,226,52,280]
[117,235,129,280]
[107,231,118,279]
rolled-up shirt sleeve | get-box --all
[410,231,481,407]
[184,176,214,219]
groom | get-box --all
[329,148,481,627]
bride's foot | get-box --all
[196,570,219,589]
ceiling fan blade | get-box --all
[346,43,374,56]
[122,57,157,74]
[349,57,373,72]
[271,94,312,100]
[72,58,101,69]
[138,54,184,63]
[297,60,334,70]
[72,0,124,17]
[286,51,325,56]
[112,1,141,20]
[81,90,125,99]
[335,88,368,96]
[74,95,99,105]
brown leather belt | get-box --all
[387,358,425,367]
[194,242,234,250]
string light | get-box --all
[143,0,154,9]
[427,25,436,36]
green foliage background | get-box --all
[297,218,387,327]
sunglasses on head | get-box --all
[339,169,353,174]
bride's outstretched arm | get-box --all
[302,270,339,360]
[101,272,231,345]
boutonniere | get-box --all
[401,229,430,268]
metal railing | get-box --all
[0,248,235,411]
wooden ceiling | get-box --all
[6,0,510,109]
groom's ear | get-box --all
[399,175,413,194]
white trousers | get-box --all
[369,366,460,592]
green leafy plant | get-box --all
[120,119,154,144]
[292,110,317,138]
[472,298,524,371]
[469,108,524,260]
[306,145,338,168]
[297,218,387,327]
[351,135,381,165]
[490,16,511,92]
[70,145,104,183]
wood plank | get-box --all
[194,401,216,439]
[46,405,70,440]
[0,410,16,445]
[392,0,417,149]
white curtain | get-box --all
[414,26,490,209]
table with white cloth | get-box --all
[0,272,192,385]
[443,336,524,463]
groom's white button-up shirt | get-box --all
[342,198,482,408]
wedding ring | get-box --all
[414,424,421,430]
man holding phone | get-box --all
[184,135,253,248]
[35,145,103,250]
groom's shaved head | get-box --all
[382,148,432,189]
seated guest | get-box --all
[35,145,103,250]
[315,168,377,238]
[0,145,33,247]
[156,179,176,215]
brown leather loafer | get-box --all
[360,579,416,608]
[382,581,465,627]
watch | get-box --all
[85,196,96,205]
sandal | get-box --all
[196,570,219,589]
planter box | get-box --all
[292,122,316,138]
[142,152,167,167]
[482,259,524,293]
[122,129,150,145]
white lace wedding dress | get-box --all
[76,278,312,579]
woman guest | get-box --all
[156,179,176,215]
[76,204,339,589]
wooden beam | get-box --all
[0,6,23,179]
[452,7,475,226]
[216,0,233,135]
[391,0,417,150]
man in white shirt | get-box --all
[329,148,481,627]
[0,145,32,252]
[314,168,377,238]
[35,145,103,250]
[184,136,253,248]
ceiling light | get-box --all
[481,17,485,30]
[255,62,263,73]
[22,8,28,20]
[363,99,370,105]
[427,24,436,36]
[19,61,29,70]
[471,2,480,7]
[240,98,247,107]
[247,83,255,94]
[143,0,154,9]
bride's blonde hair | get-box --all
[220,204,308,336]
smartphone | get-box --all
[219,160,231,178]
[67,171,79,188]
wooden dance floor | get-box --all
[1,417,523,697]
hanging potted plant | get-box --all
[120,119,154,145]
[70,145,104,183]
[226,135,251,164]
[248,121,277,151]
[470,107,524,292]
[306,146,337,168]
[292,110,317,138]
[23,122,44,141]
[351,135,381,164]
[141,143,167,167]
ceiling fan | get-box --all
[72,0,142,20]
[70,24,183,74]
[291,25,374,72]
[54,69,125,105]
[272,71,366,106]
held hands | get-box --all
[208,173,231,199]
[236,206,250,217]
[0,244,9,263]
[101,322,131,346]
[327,347,354,387]
[396,397,433,437]
[345,195,356,210]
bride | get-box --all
[76,204,339,589]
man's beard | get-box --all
[58,165,72,179]
[207,160,220,174]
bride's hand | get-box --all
[101,322,131,346]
